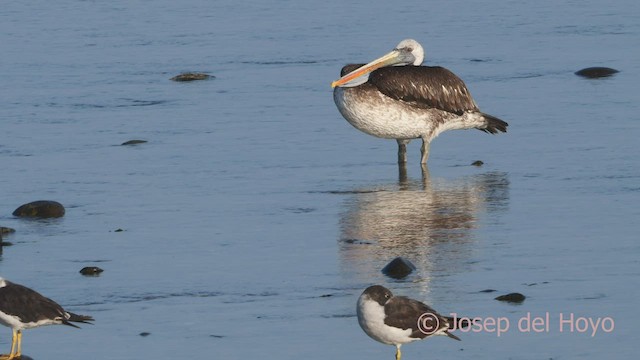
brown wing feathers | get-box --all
[368,66,479,115]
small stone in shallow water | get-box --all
[121,140,147,146]
[0,231,13,247]
[575,67,619,78]
[0,227,16,235]
[341,238,373,245]
[13,200,65,218]
[495,292,526,303]
[471,160,484,166]
[170,73,213,82]
[139,332,151,337]
[381,257,417,279]
[80,266,104,276]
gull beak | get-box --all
[331,49,403,88]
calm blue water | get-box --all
[1,0,638,359]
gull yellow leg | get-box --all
[0,330,18,360]
[395,345,402,360]
[9,330,17,359]
[15,330,22,358]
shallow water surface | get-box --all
[1,0,638,359]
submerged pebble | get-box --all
[495,292,526,303]
[12,200,65,218]
[381,257,417,279]
[0,227,16,234]
[121,140,147,146]
[170,72,213,82]
[0,232,13,247]
[80,266,104,276]
[341,238,373,245]
[575,67,619,78]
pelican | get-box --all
[332,39,508,165]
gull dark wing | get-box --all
[0,281,87,326]
[383,296,457,340]
[368,66,479,115]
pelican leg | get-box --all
[398,161,408,185]
[420,163,430,185]
[396,139,410,164]
[395,345,402,360]
[420,139,431,164]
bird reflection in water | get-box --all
[338,165,509,295]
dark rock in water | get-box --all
[121,140,147,146]
[80,266,104,276]
[114,228,124,232]
[495,292,526,303]
[575,67,619,78]
[382,257,417,279]
[13,200,65,218]
[170,72,213,82]
[0,227,16,234]
[471,160,484,167]
[479,289,497,293]
[341,238,373,245]
[0,231,13,247]
[139,332,151,337]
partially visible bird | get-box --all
[0,277,93,359]
[332,39,508,165]
[357,285,468,360]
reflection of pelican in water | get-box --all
[338,169,509,296]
